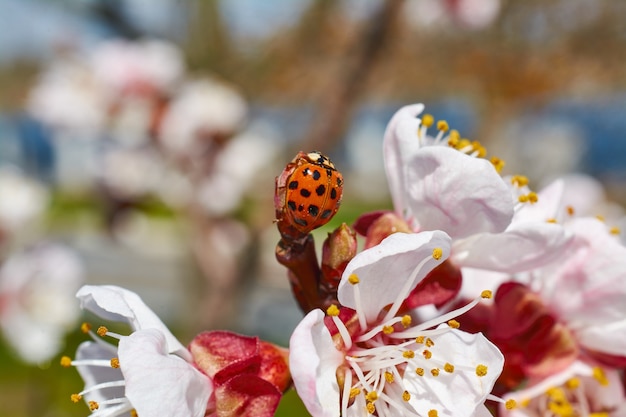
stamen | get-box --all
[432,248,443,260]
[475,364,488,377]
[422,350,432,359]
[592,367,609,386]
[89,401,99,411]
[81,322,92,334]
[348,274,360,284]
[402,391,410,401]
[443,363,454,373]
[505,399,517,410]
[491,157,505,173]
[384,371,394,383]
[511,175,529,187]
[447,319,460,329]
[422,114,434,128]
[401,315,411,328]
[415,368,424,376]
[566,206,575,216]
[428,410,439,417]
[436,120,449,132]
[610,226,621,235]
[481,290,492,299]
[60,356,72,368]
[97,326,108,337]
[332,315,353,351]
[110,358,120,368]
[447,130,460,147]
[71,393,82,403]
[430,368,440,377]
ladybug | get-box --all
[275,151,343,237]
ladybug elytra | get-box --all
[275,151,343,237]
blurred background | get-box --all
[0,0,625,415]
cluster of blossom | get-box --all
[58,103,626,417]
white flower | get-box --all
[0,168,48,235]
[0,243,83,363]
[290,232,504,417]
[63,285,211,417]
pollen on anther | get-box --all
[425,338,434,347]
[423,350,432,359]
[547,218,557,223]
[566,378,580,389]
[385,371,395,383]
[481,290,493,299]
[80,322,92,334]
[89,401,99,411]
[110,358,120,368]
[366,401,376,414]
[348,274,360,285]
[432,247,443,260]
[415,335,425,344]
[428,409,439,417]
[444,363,455,373]
[596,214,606,222]
[610,226,621,235]
[326,304,340,317]
[490,157,505,173]
[415,368,424,376]
[528,192,538,203]
[403,350,415,359]
[349,387,361,399]
[505,399,517,410]
[437,120,449,132]
[566,205,575,215]
[402,391,411,402]
[131,410,138,417]
[401,315,412,327]
[60,356,72,368]
[475,364,488,377]
[593,367,609,386]
[383,325,395,335]
[511,175,529,187]
[448,130,460,147]
[97,326,108,337]
[422,114,434,128]
[447,319,460,329]
[70,393,82,403]
[366,391,378,402]
[431,368,440,377]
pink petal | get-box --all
[338,231,451,323]
[213,374,281,417]
[118,329,212,417]
[404,147,514,239]
[289,310,343,417]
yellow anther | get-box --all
[589,413,610,417]
[366,391,378,402]
[348,274,360,285]
[403,350,415,359]
[511,175,529,187]
[431,368,440,377]
[458,139,471,150]
[593,367,609,386]
[97,326,108,337]
[80,322,92,334]
[383,325,395,335]
[481,290,493,299]
[415,368,425,376]
[422,114,434,128]
[505,399,517,410]
[110,358,120,369]
[546,387,566,400]
[366,401,376,414]
[566,206,575,216]
[401,315,412,327]
[349,387,361,399]
[566,378,580,389]
[130,410,138,417]
[425,338,435,347]
[70,393,82,403]
[402,391,411,402]
[491,157,505,173]
[89,401,99,411]
[437,120,449,132]
[444,363,455,373]
[548,399,574,416]
[428,410,439,417]
[326,304,340,317]
[518,194,529,203]
[447,319,460,329]
[447,130,460,147]
[547,218,557,223]
[423,350,432,359]
[596,214,606,222]
[384,371,394,383]
[476,364,488,377]
[60,356,72,368]
[415,335,425,344]
[610,226,621,235]
[471,141,487,158]
[432,247,443,260]
[528,192,538,204]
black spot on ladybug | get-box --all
[288,181,299,190]
[300,189,311,197]
[302,168,310,177]
[326,169,333,177]
[298,204,304,212]
[321,209,333,219]
[294,217,308,227]
[315,184,326,196]
[308,205,319,217]
[288,200,296,211]
[330,188,337,199]
[312,170,321,181]
[317,155,326,163]
[337,177,343,186]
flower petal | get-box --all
[451,222,572,272]
[338,231,451,323]
[289,309,343,417]
[75,341,124,405]
[213,374,282,417]
[402,328,503,417]
[404,146,514,239]
[76,285,190,360]
[383,103,425,219]
[118,328,212,417]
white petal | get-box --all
[338,231,451,323]
[289,309,343,417]
[513,178,564,223]
[451,223,572,273]
[404,147,514,239]
[403,329,503,417]
[76,285,190,360]
[383,103,425,219]
[118,329,212,417]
